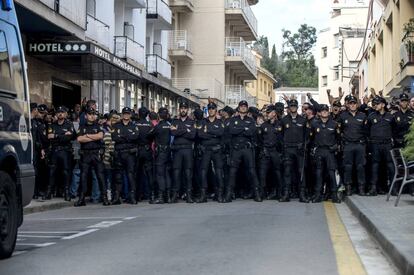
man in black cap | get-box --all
[280,99,309,202]
[310,104,341,203]
[36,104,50,199]
[135,106,155,203]
[46,106,75,200]
[393,93,414,148]
[225,100,262,202]
[151,107,172,203]
[366,96,395,196]
[75,107,110,206]
[197,102,225,202]
[338,95,368,196]
[193,107,205,201]
[170,102,196,203]
[31,103,41,199]
[220,106,234,192]
[257,105,283,200]
[331,101,343,121]
[111,107,140,204]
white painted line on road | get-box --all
[123,216,137,220]
[18,235,62,239]
[87,221,123,228]
[16,238,26,241]
[19,231,80,234]
[16,242,56,247]
[12,251,27,256]
[27,217,132,221]
[62,229,99,240]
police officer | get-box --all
[135,107,155,203]
[75,107,110,206]
[170,102,196,203]
[46,106,75,200]
[197,102,225,203]
[111,107,139,204]
[36,104,50,200]
[257,105,283,200]
[225,100,262,202]
[31,103,41,199]
[366,96,395,196]
[393,93,414,148]
[193,107,205,201]
[338,95,367,196]
[280,99,309,203]
[310,104,341,203]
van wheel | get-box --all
[0,172,18,259]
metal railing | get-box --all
[225,37,257,76]
[225,85,247,107]
[146,54,172,79]
[86,14,111,49]
[401,34,414,68]
[168,30,192,53]
[147,0,172,24]
[114,36,145,67]
[172,78,224,100]
[225,0,258,38]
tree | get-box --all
[403,123,414,161]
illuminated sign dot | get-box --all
[65,44,72,51]
[80,44,87,51]
[73,44,79,51]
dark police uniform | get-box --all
[171,111,196,203]
[393,106,414,148]
[46,106,75,200]
[111,107,139,204]
[225,101,261,202]
[197,105,225,203]
[76,108,109,206]
[257,107,283,200]
[366,97,395,196]
[338,99,368,195]
[310,110,341,203]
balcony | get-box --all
[114,36,145,69]
[168,30,193,60]
[146,0,172,29]
[225,85,257,107]
[146,54,172,79]
[125,0,146,8]
[169,0,194,13]
[172,78,224,102]
[398,34,414,88]
[86,14,111,49]
[225,37,257,80]
[225,0,258,41]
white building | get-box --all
[316,0,369,104]
[274,87,319,112]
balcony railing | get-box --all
[172,78,224,101]
[146,54,171,79]
[114,36,145,67]
[225,0,258,38]
[401,34,414,68]
[169,0,194,12]
[86,14,111,49]
[146,0,172,25]
[225,85,250,107]
[168,30,192,52]
[225,37,257,76]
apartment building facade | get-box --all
[317,0,369,104]
[15,0,200,115]
[274,87,319,113]
[168,0,259,108]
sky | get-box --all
[251,0,331,55]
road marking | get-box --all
[62,229,99,240]
[18,235,62,239]
[16,242,56,247]
[123,216,137,220]
[12,251,27,256]
[26,217,132,221]
[19,231,80,234]
[87,221,123,228]
[324,202,367,275]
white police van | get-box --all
[0,0,35,259]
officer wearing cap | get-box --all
[220,105,235,193]
[196,102,225,203]
[46,106,75,200]
[151,107,172,203]
[393,93,414,148]
[366,96,395,196]
[75,107,110,206]
[280,99,310,202]
[135,106,155,203]
[193,107,205,201]
[111,106,140,204]
[170,102,196,203]
[31,103,42,199]
[225,100,262,202]
[310,104,341,203]
[257,105,283,200]
[338,95,368,196]
[35,104,50,199]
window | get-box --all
[321,47,327,58]
[334,34,340,48]
[0,31,11,79]
[334,66,339,80]
[322,76,328,87]
[260,79,263,91]
[264,81,267,94]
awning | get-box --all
[27,41,142,80]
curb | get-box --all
[345,197,414,275]
[23,201,72,215]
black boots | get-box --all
[112,190,122,205]
[312,194,323,203]
[346,185,352,196]
[102,193,110,206]
[128,191,137,204]
[197,189,207,203]
[358,185,366,196]
[253,188,263,202]
[74,193,86,207]
[186,191,194,203]
[64,187,71,202]
[170,191,179,203]
[279,190,290,202]
[153,193,164,204]
[299,191,310,203]
[368,186,377,196]
[331,192,341,203]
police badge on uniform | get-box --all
[285,124,289,128]
[373,119,377,123]
[317,128,320,132]
[345,120,348,124]
[235,121,238,125]
[264,127,268,132]
[397,117,401,122]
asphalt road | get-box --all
[0,200,396,275]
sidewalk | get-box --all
[345,195,414,275]
[23,198,72,215]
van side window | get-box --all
[0,20,25,100]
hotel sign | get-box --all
[28,41,142,78]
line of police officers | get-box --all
[30,92,414,206]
